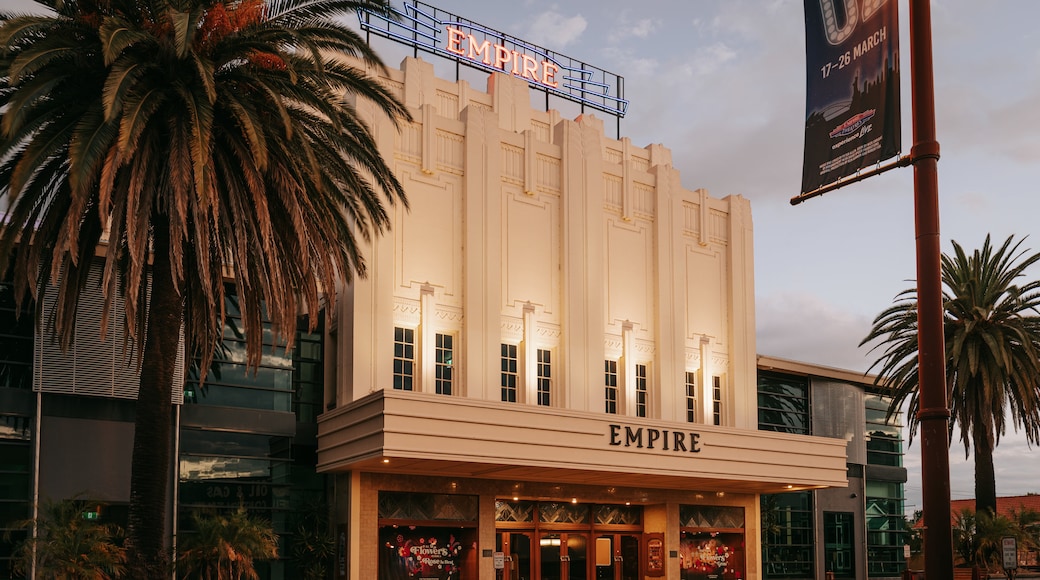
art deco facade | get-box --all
[316,56,849,580]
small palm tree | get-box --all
[6,497,126,579]
[862,235,1040,517]
[290,499,334,580]
[177,508,278,580]
[953,507,1023,576]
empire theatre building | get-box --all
[318,6,847,580]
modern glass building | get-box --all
[758,356,907,580]
[0,273,326,579]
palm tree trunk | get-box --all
[126,221,182,577]
[973,425,998,518]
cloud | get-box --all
[681,43,738,77]
[629,19,657,39]
[526,10,587,48]
[756,292,876,372]
[609,11,659,42]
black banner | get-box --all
[802,0,900,193]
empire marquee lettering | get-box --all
[608,424,702,453]
[445,27,560,88]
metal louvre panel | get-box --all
[34,263,184,404]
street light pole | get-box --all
[907,0,953,577]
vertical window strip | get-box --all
[604,360,618,414]
[536,349,551,406]
[635,364,648,418]
[435,333,453,395]
[713,375,722,426]
[393,327,415,391]
[501,344,518,402]
[685,371,697,423]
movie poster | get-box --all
[380,527,476,580]
[801,0,900,193]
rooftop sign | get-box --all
[357,1,628,118]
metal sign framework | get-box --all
[358,2,628,121]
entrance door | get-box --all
[593,534,640,580]
[498,532,533,580]
[824,511,855,578]
[539,532,588,580]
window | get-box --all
[0,279,33,391]
[757,371,810,435]
[865,481,906,577]
[501,344,519,403]
[184,291,292,411]
[712,376,722,426]
[761,492,814,579]
[536,349,551,406]
[393,327,415,391]
[435,333,454,395]
[604,360,618,414]
[635,364,648,418]
[293,319,324,424]
[685,371,697,422]
[865,395,902,467]
[0,416,32,578]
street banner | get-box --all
[801,0,900,193]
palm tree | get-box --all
[7,497,127,579]
[862,235,1040,517]
[0,0,409,574]
[177,508,278,580]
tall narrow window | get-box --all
[393,327,415,391]
[604,360,619,414]
[536,349,552,406]
[501,344,519,402]
[435,333,453,395]
[635,364,648,418]
[685,371,697,423]
[712,376,722,426]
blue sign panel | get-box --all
[358,1,628,118]
[801,0,900,193]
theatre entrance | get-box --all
[496,531,641,580]
[494,501,643,580]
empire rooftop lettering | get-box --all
[357,1,627,117]
[444,27,560,88]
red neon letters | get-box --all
[445,27,560,88]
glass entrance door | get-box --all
[498,530,638,580]
[824,511,855,578]
[498,532,533,580]
[539,532,588,580]
[593,534,640,580]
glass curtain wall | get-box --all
[865,394,905,577]
[0,278,33,578]
[179,290,326,579]
[760,492,814,579]
[758,371,812,579]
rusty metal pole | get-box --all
[908,0,953,577]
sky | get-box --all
[389,0,1040,515]
[4,0,1038,515]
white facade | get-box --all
[317,57,848,580]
